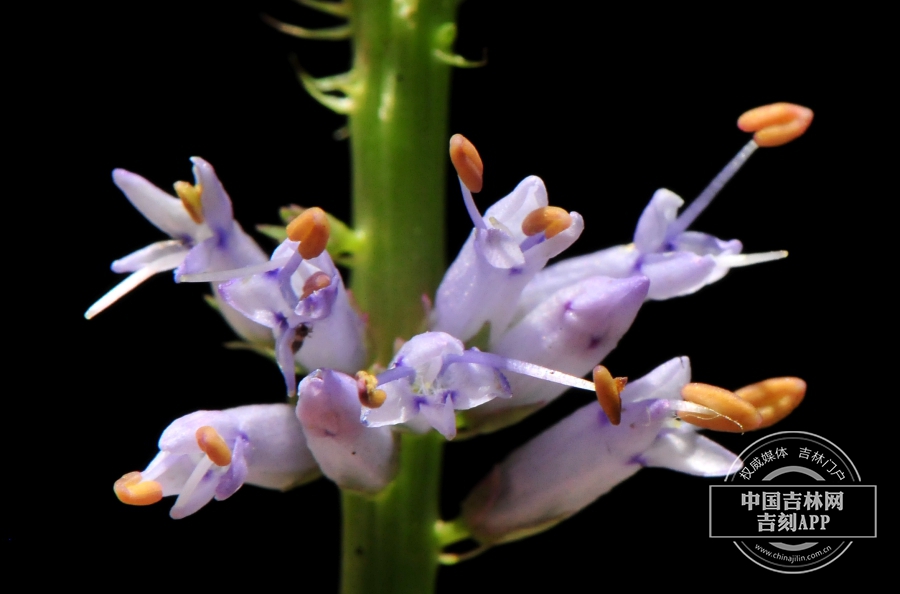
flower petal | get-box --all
[112,168,206,240]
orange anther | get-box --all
[174,181,205,224]
[449,134,484,193]
[114,471,163,506]
[737,103,813,147]
[356,371,386,408]
[680,382,762,433]
[195,426,233,466]
[593,365,625,425]
[735,377,806,429]
[521,206,573,239]
[301,271,332,299]
[286,207,331,259]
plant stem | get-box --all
[342,1,459,592]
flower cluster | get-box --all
[90,105,810,552]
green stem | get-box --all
[340,1,460,593]
[341,432,444,594]
[349,0,458,363]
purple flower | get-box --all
[85,157,271,342]
[114,404,320,519]
[461,357,739,544]
[217,240,366,395]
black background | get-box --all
[12,0,888,586]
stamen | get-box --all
[449,134,484,193]
[735,377,806,429]
[667,140,758,239]
[114,471,163,506]
[174,181,204,224]
[195,426,233,466]
[716,251,788,268]
[679,383,763,433]
[357,371,387,408]
[286,207,331,259]
[301,271,332,299]
[375,366,417,385]
[440,351,596,392]
[593,365,626,425]
[738,103,814,148]
[521,206,573,239]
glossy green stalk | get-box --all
[341,1,459,593]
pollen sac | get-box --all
[449,134,484,193]
[114,471,163,506]
[735,377,806,429]
[195,426,233,466]
[174,181,204,224]
[286,206,331,259]
[522,206,573,239]
[356,370,387,408]
[592,365,625,425]
[680,382,762,433]
[301,271,332,299]
[737,102,814,147]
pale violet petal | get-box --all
[641,427,742,476]
[465,276,649,432]
[640,252,718,300]
[515,245,640,317]
[158,410,240,454]
[633,188,682,253]
[623,356,691,403]
[234,404,321,490]
[295,280,366,374]
[190,157,234,235]
[111,240,187,273]
[112,168,206,240]
[297,370,398,494]
[215,437,249,500]
[219,272,295,329]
